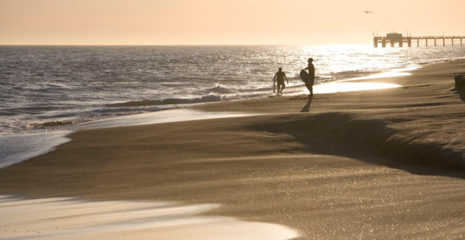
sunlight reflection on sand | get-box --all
[314,82,401,94]
[0,196,299,240]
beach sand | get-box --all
[0,196,298,240]
[1,60,465,239]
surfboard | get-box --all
[300,70,309,84]
[272,78,276,94]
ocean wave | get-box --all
[294,70,377,82]
[28,120,77,129]
[330,70,379,79]
[109,94,231,107]
[206,84,236,94]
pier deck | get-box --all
[374,33,464,48]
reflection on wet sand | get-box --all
[314,82,401,94]
[299,82,400,112]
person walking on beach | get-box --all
[273,67,289,96]
[303,58,315,96]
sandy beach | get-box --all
[1,60,465,239]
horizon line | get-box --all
[0,43,371,47]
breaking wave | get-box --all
[109,94,229,107]
[28,120,77,129]
[205,84,236,94]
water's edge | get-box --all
[0,109,255,169]
[0,60,448,169]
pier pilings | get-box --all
[374,35,465,48]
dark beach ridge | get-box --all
[1,60,465,239]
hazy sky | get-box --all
[1,0,464,45]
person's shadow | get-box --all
[454,75,465,102]
[300,95,313,112]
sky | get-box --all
[0,0,464,45]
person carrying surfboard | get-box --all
[302,58,315,96]
[273,67,289,96]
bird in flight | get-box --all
[364,10,373,14]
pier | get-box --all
[374,33,465,48]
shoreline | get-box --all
[0,62,419,169]
[1,60,465,239]
[0,110,254,169]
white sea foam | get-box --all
[0,131,71,169]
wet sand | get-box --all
[1,60,465,239]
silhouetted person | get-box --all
[273,67,289,96]
[303,58,315,96]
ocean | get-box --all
[1,44,464,166]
